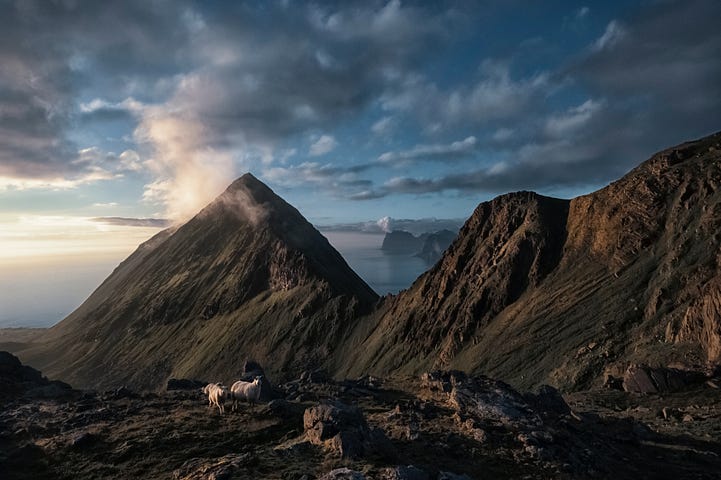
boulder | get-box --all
[69,432,97,450]
[0,351,75,402]
[437,472,472,480]
[303,401,394,459]
[300,369,328,384]
[622,364,705,393]
[380,465,429,480]
[319,468,366,480]
[525,385,571,416]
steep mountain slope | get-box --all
[19,174,377,390]
[343,131,721,391]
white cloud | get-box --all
[492,127,514,142]
[118,149,144,172]
[594,20,626,51]
[309,134,338,156]
[381,61,550,130]
[545,99,603,137]
[371,116,394,135]
[79,97,145,114]
[135,108,235,223]
[378,136,477,164]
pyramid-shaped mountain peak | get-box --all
[196,172,304,230]
[24,173,377,390]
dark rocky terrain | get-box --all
[344,131,721,392]
[3,352,721,480]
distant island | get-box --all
[381,229,457,264]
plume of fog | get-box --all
[135,107,235,224]
[203,187,270,227]
[376,216,394,233]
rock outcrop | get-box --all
[0,351,73,403]
[381,230,425,254]
[303,400,393,459]
[415,229,456,264]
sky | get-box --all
[1,0,720,326]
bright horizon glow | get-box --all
[0,215,163,264]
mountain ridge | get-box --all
[9,130,721,393]
[340,130,721,390]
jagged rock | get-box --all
[421,370,466,393]
[0,351,75,403]
[262,399,302,419]
[319,468,366,480]
[622,364,705,393]
[104,386,135,400]
[441,374,539,427]
[525,385,571,416]
[603,374,624,390]
[303,401,394,459]
[70,432,97,449]
[437,472,473,480]
[300,369,328,384]
[166,378,206,391]
[380,465,429,480]
[173,453,250,480]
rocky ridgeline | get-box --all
[0,351,74,403]
[3,352,720,479]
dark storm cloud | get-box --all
[0,0,191,181]
[2,0,719,208]
[572,0,721,137]
[158,0,453,147]
[354,0,721,200]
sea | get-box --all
[0,231,431,328]
[322,231,430,296]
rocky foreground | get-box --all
[2,353,721,479]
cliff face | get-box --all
[415,229,456,264]
[19,174,378,390]
[381,231,424,254]
[342,131,721,391]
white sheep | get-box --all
[202,382,229,414]
[230,376,263,412]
